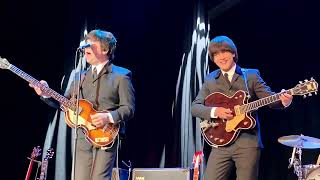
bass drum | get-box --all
[306,166,320,180]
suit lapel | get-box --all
[216,70,232,90]
[92,62,112,82]
[230,65,243,85]
[216,65,244,91]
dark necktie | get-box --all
[224,73,231,84]
[92,67,97,79]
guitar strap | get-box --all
[241,68,251,99]
[71,71,86,99]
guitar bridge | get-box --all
[95,137,109,143]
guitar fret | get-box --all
[263,97,268,106]
[9,64,73,109]
[252,102,256,109]
[11,66,39,85]
[241,92,285,113]
[245,105,248,113]
[0,58,121,149]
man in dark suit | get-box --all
[191,36,292,180]
[30,29,135,180]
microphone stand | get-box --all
[71,48,84,180]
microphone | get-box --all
[78,42,92,50]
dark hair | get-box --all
[85,29,117,60]
[208,36,238,62]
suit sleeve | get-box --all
[40,96,60,109]
[191,81,213,120]
[40,80,76,109]
[109,75,135,124]
[64,80,75,99]
[252,70,284,109]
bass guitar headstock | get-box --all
[0,56,11,69]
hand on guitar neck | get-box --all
[213,90,293,121]
[29,80,51,98]
[279,89,293,107]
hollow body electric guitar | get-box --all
[200,78,318,147]
[0,57,119,148]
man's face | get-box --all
[213,51,236,71]
[84,39,108,65]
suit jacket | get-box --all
[191,65,283,148]
[42,63,135,139]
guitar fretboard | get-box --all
[9,64,75,110]
[239,89,293,113]
[39,161,48,180]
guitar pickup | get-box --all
[95,137,109,143]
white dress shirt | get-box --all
[92,60,114,123]
[210,63,236,118]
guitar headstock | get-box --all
[293,78,318,97]
[0,56,11,69]
[44,148,54,161]
[192,151,203,167]
[30,146,42,159]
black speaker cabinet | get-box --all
[132,168,191,180]
[112,168,129,180]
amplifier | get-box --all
[112,168,129,180]
[132,168,191,180]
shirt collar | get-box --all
[92,60,109,75]
[221,63,236,77]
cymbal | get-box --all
[278,135,320,149]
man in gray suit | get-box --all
[30,29,135,180]
[191,36,292,180]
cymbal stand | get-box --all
[288,146,303,180]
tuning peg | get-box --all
[309,93,312,96]
[304,79,308,82]
[303,95,307,98]
[315,92,318,95]
[311,77,314,80]
[299,81,303,84]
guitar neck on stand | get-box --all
[25,146,41,180]
[7,64,75,110]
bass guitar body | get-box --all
[65,99,120,148]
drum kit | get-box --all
[278,134,320,180]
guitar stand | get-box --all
[27,157,42,164]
